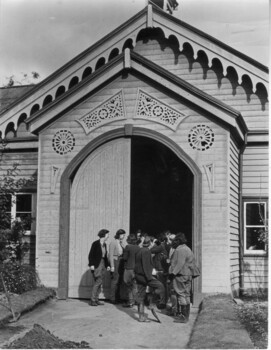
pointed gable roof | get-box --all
[24,49,247,144]
[0,3,267,138]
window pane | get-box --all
[16,194,32,212]
[246,203,265,225]
[246,227,265,250]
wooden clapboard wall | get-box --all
[134,35,269,130]
[36,70,230,293]
[242,145,268,292]
[24,31,267,294]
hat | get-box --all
[98,229,109,238]
[174,232,187,244]
[142,236,151,247]
[127,234,137,245]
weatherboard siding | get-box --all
[243,256,268,292]
[242,146,269,197]
[34,72,233,293]
[242,145,268,291]
[134,38,268,131]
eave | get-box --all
[25,49,247,144]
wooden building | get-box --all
[0,2,268,302]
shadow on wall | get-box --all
[243,260,267,297]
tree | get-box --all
[3,71,40,88]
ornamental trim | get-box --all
[77,90,126,133]
[52,129,75,155]
[134,89,186,130]
[188,124,214,151]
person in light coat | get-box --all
[108,229,126,303]
[168,232,200,323]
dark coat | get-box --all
[88,239,109,269]
[150,242,168,272]
[134,247,153,283]
[123,244,140,270]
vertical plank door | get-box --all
[69,138,131,298]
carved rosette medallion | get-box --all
[77,90,126,133]
[188,124,214,151]
[135,90,185,130]
[52,129,75,155]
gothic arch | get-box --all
[58,127,202,299]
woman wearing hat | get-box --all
[88,229,110,306]
[108,229,126,304]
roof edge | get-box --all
[25,50,248,139]
[152,5,268,73]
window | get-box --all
[6,193,36,235]
[244,200,268,255]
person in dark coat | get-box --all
[134,236,166,322]
[150,232,169,304]
[168,232,200,323]
[122,234,140,307]
[88,229,110,306]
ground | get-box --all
[0,289,267,349]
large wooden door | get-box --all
[69,138,131,298]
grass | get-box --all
[234,296,268,349]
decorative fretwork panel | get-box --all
[188,124,214,151]
[77,90,126,133]
[52,129,75,155]
[134,89,185,130]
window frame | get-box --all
[8,192,36,236]
[243,198,268,256]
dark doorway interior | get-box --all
[130,136,193,247]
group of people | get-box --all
[88,228,200,323]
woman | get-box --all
[108,228,126,304]
[88,229,110,306]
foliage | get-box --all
[235,298,268,349]
[0,220,30,264]
[0,159,38,296]
[257,202,268,249]
[0,162,34,264]
[0,162,32,230]
[3,72,40,87]
[0,262,40,294]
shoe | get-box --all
[138,303,150,323]
[96,300,104,305]
[89,300,98,306]
[108,300,117,304]
[122,303,134,308]
[174,305,190,323]
[166,309,178,317]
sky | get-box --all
[0,0,269,86]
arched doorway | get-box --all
[130,136,193,247]
[58,127,202,300]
